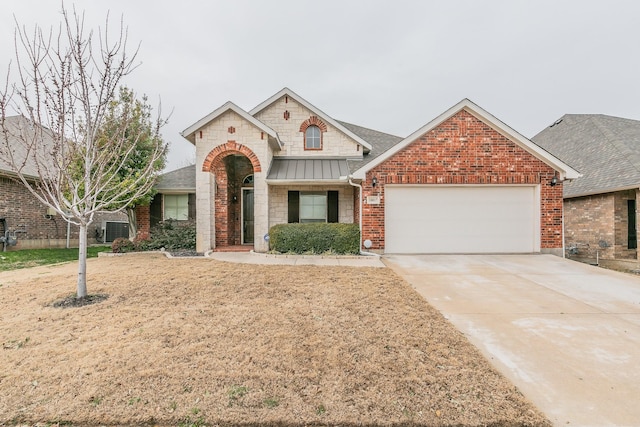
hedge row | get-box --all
[269,223,360,254]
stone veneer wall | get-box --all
[268,185,355,228]
[254,95,362,157]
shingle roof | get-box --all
[532,114,640,198]
[0,115,57,178]
[336,121,403,172]
[155,165,196,192]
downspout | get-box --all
[348,176,379,257]
[561,195,566,258]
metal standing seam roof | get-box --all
[266,158,351,181]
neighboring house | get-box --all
[533,114,640,262]
[0,115,127,250]
[137,88,580,255]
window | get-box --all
[628,199,637,249]
[300,192,327,223]
[164,194,189,220]
[305,125,321,150]
[288,191,339,223]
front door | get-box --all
[242,188,254,244]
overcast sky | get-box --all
[1,1,639,171]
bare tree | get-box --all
[0,6,166,298]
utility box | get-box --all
[103,221,129,243]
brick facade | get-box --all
[203,147,256,248]
[0,175,126,249]
[565,190,638,260]
[135,205,151,240]
[360,110,563,252]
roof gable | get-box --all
[249,87,373,152]
[181,102,282,150]
[352,99,581,180]
[533,114,640,198]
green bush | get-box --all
[269,223,360,254]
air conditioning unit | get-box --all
[103,221,129,243]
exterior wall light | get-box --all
[372,177,378,187]
[550,176,558,186]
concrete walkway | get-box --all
[383,254,640,427]
[207,250,386,267]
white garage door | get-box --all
[385,186,539,254]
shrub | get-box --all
[111,237,135,253]
[269,223,360,254]
[145,220,196,251]
[111,221,196,253]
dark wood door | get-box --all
[242,189,254,244]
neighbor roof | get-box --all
[0,115,57,179]
[352,98,582,181]
[532,114,640,198]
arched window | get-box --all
[305,125,322,150]
[242,174,254,186]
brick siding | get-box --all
[565,190,638,260]
[360,110,563,251]
[135,205,151,240]
[0,175,126,249]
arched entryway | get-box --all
[202,142,261,250]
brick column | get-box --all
[135,205,150,240]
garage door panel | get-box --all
[385,186,538,254]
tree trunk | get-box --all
[127,207,137,241]
[77,224,88,299]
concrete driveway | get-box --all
[383,254,640,427]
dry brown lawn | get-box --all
[0,253,550,427]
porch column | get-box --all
[196,170,213,253]
[253,171,269,252]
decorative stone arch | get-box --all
[299,116,328,133]
[201,141,262,173]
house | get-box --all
[137,88,580,255]
[533,114,640,263]
[0,115,128,250]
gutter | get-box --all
[347,175,380,257]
